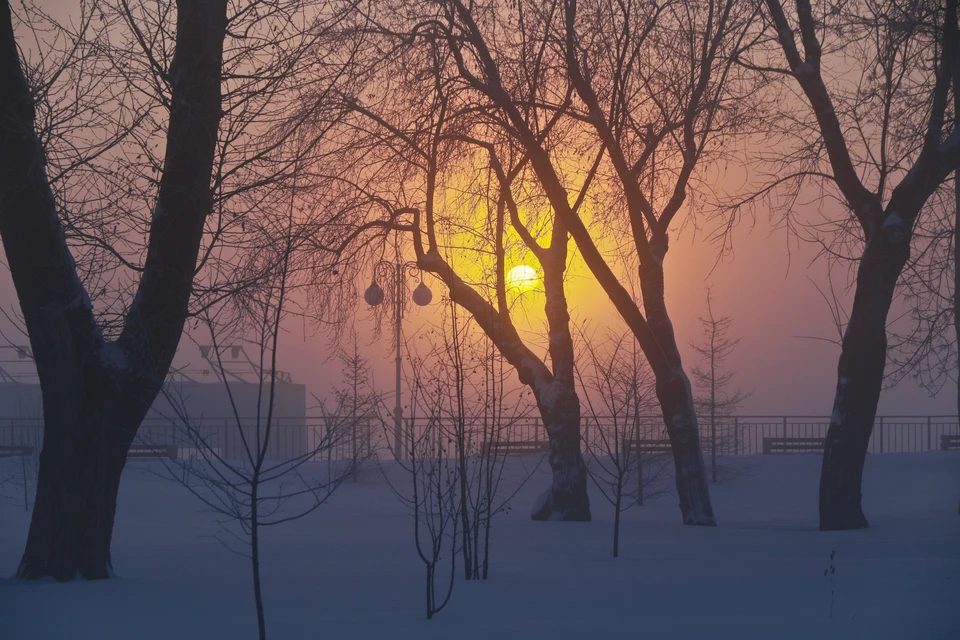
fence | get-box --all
[400,415,960,457]
[698,415,959,455]
[0,417,317,463]
[0,415,957,462]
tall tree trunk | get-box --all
[530,384,590,521]
[530,246,591,521]
[654,371,716,525]
[763,0,960,532]
[22,415,128,578]
[819,233,908,530]
[17,371,154,579]
[439,0,717,525]
[0,0,228,579]
[416,200,591,521]
[641,254,716,526]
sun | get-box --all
[506,265,539,292]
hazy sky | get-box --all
[3,1,955,419]
[1,184,952,418]
[192,206,953,418]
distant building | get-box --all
[0,344,308,461]
[148,378,308,460]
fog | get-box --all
[2,0,958,637]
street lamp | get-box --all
[364,260,432,457]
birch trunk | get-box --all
[654,371,716,525]
[530,246,590,521]
[530,383,590,521]
[417,248,591,522]
[641,255,716,525]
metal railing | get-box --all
[0,415,957,462]
[697,415,959,455]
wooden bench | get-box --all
[940,434,960,450]
[626,439,672,454]
[763,437,824,454]
[481,440,549,456]
[0,445,33,458]
[128,444,178,459]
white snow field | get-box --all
[1,452,958,640]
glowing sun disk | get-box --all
[507,265,538,292]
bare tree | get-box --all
[165,395,356,640]
[691,289,751,483]
[382,343,462,619]
[157,168,361,639]
[320,331,381,474]
[759,0,960,529]
[1,0,229,580]
[319,19,597,521]
[162,325,358,640]
[327,0,763,527]
[439,300,536,579]
[409,425,460,620]
[1,0,363,579]
[576,327,670,557]
[398,0,763,526]
[377,299,537,617]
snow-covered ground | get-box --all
[1,452,958,640]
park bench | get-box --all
[0,445,34,458]
[626,439,672,454]
[128,444,178,459]
[763,437,824,454]
[940,434,960,451]
[481,440,549,456]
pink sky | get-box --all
[257,208,954,417]
[1,195,950,417]
[3,1,954,418]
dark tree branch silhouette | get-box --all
[415,0,763,525]
[319,24,597,520]
[1,0,229,580]
[761,0,960,530]
[0,0,360,580]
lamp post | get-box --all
[364,260,432,457]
